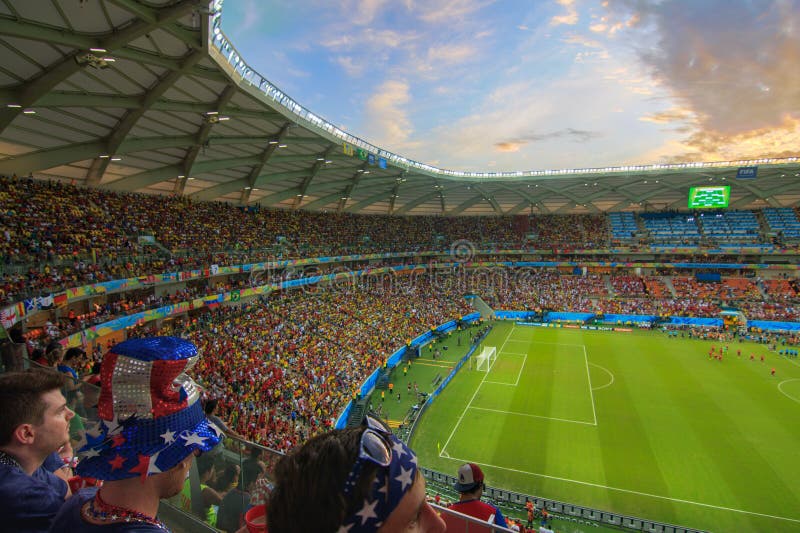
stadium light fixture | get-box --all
[316,157,325,161]
[75,51,115,69]
[268,140,278,145]
[23,109,36,114]
[325,160,332,164]
[187,177,195,180]
[177,175,185,179]
[99,154,110,158]
[6,104,21,108]
[278,144,287,148]
[89,48,107,53]
[111,157,122,161]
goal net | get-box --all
[474,346,497,372]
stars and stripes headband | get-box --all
[338,418,419,532]
[75,337,222,481]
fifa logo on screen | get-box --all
[736,166,758,179]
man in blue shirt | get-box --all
[0,368,74,532]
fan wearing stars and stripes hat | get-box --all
[267,416,445,533]
[50,336,223,532]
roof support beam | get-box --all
[190,169,333,202]
[86,49,205,186]
[292,146,335,208]
[239,123,291,204]
[105,156,261,190]
[303,191,348,212]
[0,0,201,136]
[258,188,305,206]
[344,190,393,213]
[447,196,484,216]
[473,185,503,215]
[175,84,238,195]
[0,142,104,176]
[335,165,369,212]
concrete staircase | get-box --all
[663,276,678,297]
[468,294,495,319]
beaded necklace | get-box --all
[0,450,22,470]
[81,490,170,531]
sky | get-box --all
[219,0,800,172]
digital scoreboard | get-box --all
[688,185,730,209]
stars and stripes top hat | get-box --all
[75,337,222,481]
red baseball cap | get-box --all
[454,462,485,492]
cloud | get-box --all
[334,56,364,76]
[410,0,496,23]
[550,0,578,26]
[238,0,262,32]
[663,117,800,162]
[627,0,800,136]
[562,33,603,48]
[321,29,419,50]
[353,0,389,25]
[363,80,414,146]
[495,128,603,151]
[426,43,476,64]
[639,108,694,124]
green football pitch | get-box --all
[406,322,800,532]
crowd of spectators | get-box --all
[528,214,610,248]
[4,174,800,309]
[125,274,472,451]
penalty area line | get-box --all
[439,325,517,458]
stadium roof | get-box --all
[0,0,798,216]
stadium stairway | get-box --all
[754,278,769,300]
[469,294,495,319]
[603,275,615,295]
[664,276,678,297]
[345,394,372,428]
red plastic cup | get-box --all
[245,503,267,533]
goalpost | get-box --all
[473,346,497,372]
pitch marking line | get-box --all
[439,325,517,457]
[440,454,800,526]
[468,406,596,426]
[512,350,527,386]
[777,379,800,404]
[584,345,598,426]
[589,363,615,391]
[528,340,587,348]
[501,351,528,356]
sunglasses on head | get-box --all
[342,416,394,497]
